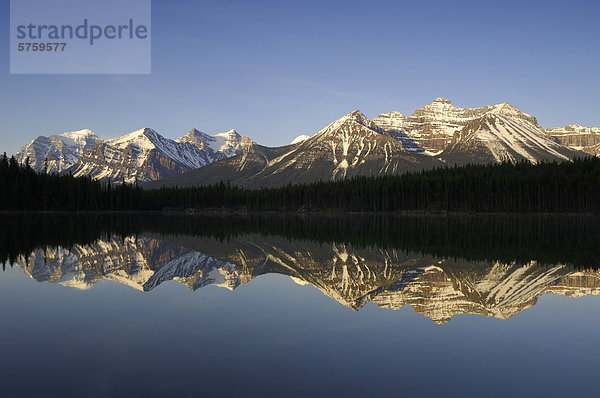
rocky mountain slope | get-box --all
[68,128,223,184]
[14,129,102,173]
[373,98,582,162]
[14,127,248,184]
[147,110,443,188]
[13,98,593,187]
[149,102,583,188]
[177,128,244,158]
[584,143,600,157]
[545,124,600,155]
[374,98,467,153]
[440,112,577,165]
[373,98,540,153]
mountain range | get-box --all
[14,127,251,184]
[15,233,600,324]
[13,98,599,187]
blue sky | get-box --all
[1,0,599,156]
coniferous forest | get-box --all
[1,153,599,213]
[2,213,599,269]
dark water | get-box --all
[1,214,599,397]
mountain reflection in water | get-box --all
[6,214,600,324]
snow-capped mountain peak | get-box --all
[215,128,240,140]
[420,97,458,115]
[342,109,370,123]
[14,128,103,173]
[107,127,161,150]
[106,127,214,167]
[65,127,232,184]
[12,98,592,188]
[50,126,253,184]
[60,128,99,141]
[316,110,378,139]
[176,128,214,149]
[487,102,538,125]
[213,129,243,155]
[177,128,244,157]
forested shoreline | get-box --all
[2,213,599,269]
[1,153,599,213]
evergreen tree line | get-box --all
[2,153,600,213]
[2,213,600,269]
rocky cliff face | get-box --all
[584,143,600,157]
[545,124,600,156]
[176,128,245,158]
[544,271,600,297]
[373,98,543,154]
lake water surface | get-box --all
[1,214,599,397]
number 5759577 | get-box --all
[17,43,66,51]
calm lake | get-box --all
[1,214,599,397]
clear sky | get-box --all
[1,0,599,156]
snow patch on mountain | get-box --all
[291,135,310,144]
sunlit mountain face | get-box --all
[17,99,592,189]
[5,214,600,324]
